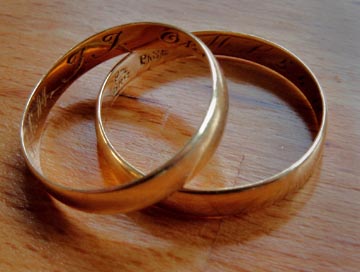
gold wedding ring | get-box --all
[20,23,228,213]
[99,31,327,216]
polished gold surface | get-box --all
[20,23,228,213]
[99,31,327,216]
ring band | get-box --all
[20,23,228,213]
[99,31,327,216]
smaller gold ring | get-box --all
[20,23,228,213]
[99,31,327,216]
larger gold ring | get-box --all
[20,23,228,213]
[99,31,327,216]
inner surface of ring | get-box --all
[100,33,321,190]
[22,24,211,180]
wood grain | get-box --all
[0,1,359,271]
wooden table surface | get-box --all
[0,1,359,271]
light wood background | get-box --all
[0,1,359,271]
